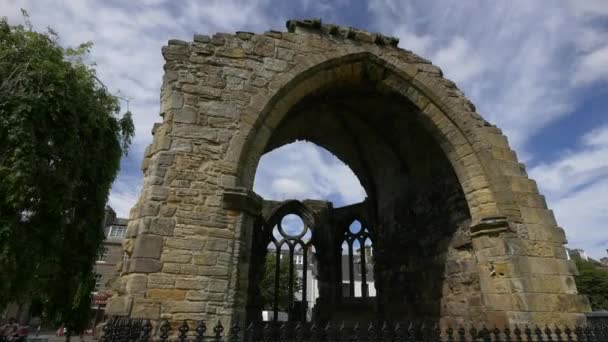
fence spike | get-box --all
[446,326,454,342]
[564,325,573,342]
[480,325,491,342]
[178,320,190,342]
[295,322,304,342]
[195,320,207,342]
[230,320,240,342]
[101,319,112,342]
[503,325,512,342]
[279,322,288,342]
[369,322,378,342]
[524,325,533,341]
[469,325,478,342]
[457,325,466,342]
[214,320,224,342]
[245,322,255,342]
[119,317,130,342]
[431,322,440,341]
[139,320,152,342]
[350,322,360,342]
[159,320,171,342]
[262,322,272,342]
[554,325,563,342]
[310,322,321,342]
[513,324,523,342]
[492,325,501,342]
[382,321,392,342]
[406,321,415,342]
[544,325,554,342]
[338,320,345,342]
[534,325,543,341]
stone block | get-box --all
[510,177,539,194]
[160,92,183,114]
[523,256,559,275]
[484,294,514,311]
[205,237,233,252]
[148,274,176,288]
[164,301,207,313]
[263,58,288,72]
[493,262,516,278]
[173,105,198,123]
[208,279,228,292]
[556,259,578,276]
[527,274,562,293]
[105,296,133,316]
[520,207,558,227]
[193,251,219,265]
[559,275,578,294]
[147,289,186,301]
[165,237,204,251]
[132,235,164,259]
[147,217,176,236]
[139,202,161,217]
[126,274,148,295]
[131,300,160,319]
[216,47,246,58]
[197,265,228,277]
[161,249,192,263]
[175,277,208,290]
[193,34,211,43]
[129,258,162,273]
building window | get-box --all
[295,255,304,265]
[93,274,102,293]
[97,249,107,263]
[108,225,126,238]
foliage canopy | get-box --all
[259,253,303,312]
[574,257,608,311]
[0,14,134,331]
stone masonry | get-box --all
[106,18,591,327]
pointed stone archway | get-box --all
[107,19,590,327]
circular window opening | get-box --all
[349,220,362,234]
[280,214,305,237]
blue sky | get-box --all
[2,0,607,258]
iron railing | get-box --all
[101,316,608,342]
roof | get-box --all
[113,218,129,226]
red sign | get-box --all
[93,293,109,305]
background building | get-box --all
[269,247,376,321]
[92,206,128,324]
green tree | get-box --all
[0,13,134,335]
[259,253,303,312]
[574,257,608,311]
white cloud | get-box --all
[431,36,486,85]
[107,173,143,218]
[552,178,608,259]
[529,125,608,259]
[367,0,607,154]
[573,45,608,85]
[254,141,366,205]
[529,126,608,198]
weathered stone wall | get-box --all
[106,18,591,327]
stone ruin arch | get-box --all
[107,18,590,327]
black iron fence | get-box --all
[101,317,608,342]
